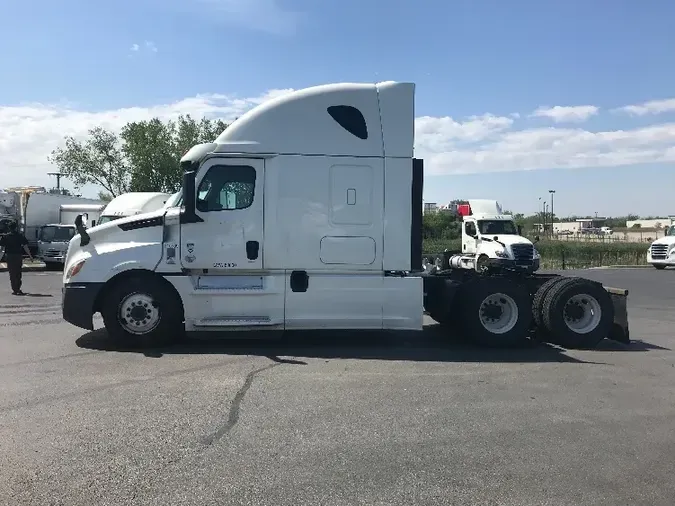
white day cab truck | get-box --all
[61,81,630,349]
[647,224,675,269]
[37,204,105,268]
[425,200,541,274]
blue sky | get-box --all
[1,0,674,217]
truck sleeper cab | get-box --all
[61,81,629,350]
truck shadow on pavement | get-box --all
[71,324,656,365]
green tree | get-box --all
[49,115,229,197]
[121,115,228,193]
[49,127,130,198]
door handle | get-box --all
[246,241,259,260]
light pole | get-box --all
[549,189,556,237]
[538,197,543,234]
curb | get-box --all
[588,265,653,270]
[0,263,47,273]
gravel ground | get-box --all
[0,268,674,506]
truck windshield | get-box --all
[667,227,675,236]
[40,226,76,242]
[97,215,121,225]
[165,190,183,208]
[478,220,518,235]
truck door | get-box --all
[180,158,264,271]
[463,220,477,254]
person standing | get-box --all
[0,222,33,295]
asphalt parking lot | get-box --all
[1,268,675,506]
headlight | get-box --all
[65,259,86,281]
[495,249,509,258]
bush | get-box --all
[422,239,648,269]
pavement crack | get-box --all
[202,363,280,446]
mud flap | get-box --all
[604,286,630,343]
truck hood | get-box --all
[487,235,533,247]
[64,209,167,283]
[68,209,166,257]
[652,236,675,246]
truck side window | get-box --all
[196,165,256,212]
[465,222,476,236]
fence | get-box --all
[549,230,665,243]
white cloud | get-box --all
[615,98,675,116]
[2,90,675,192]
[0,90,291,189]
[417,123,675,176]
[531,105,599,123]
[129,41,157,55]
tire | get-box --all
[541,277,614,349]
[653,265,666,270]
[101,275,184,348]
[475,254,490,274]
[532,277,564,328]
[458,278,532,348]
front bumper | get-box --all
[647,250,675,266]
[62,282,104,330]
[490,257,540,273]
[39,256,66,264]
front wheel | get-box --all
[653,264,667,270]
[459,278,532,348]
[101,275,184,348]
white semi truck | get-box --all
[61,81,630,349]
[647,224,675,269]
[429,200,540,274]
[97,192,172,225]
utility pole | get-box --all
[538,197,543,234]
[48,172,63,193]
[549,189,556,238]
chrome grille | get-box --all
[651,244,668,260]
[511,244,534,265]
[44,249,64,258]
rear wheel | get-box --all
[532,277,564,328]
[101,275,184,348]
[459,278,532,348]
[542,277,614,349]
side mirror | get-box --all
[75,214,90,246]
[534,235,540,243]
[517,225,522,236]
[180,170,203,224]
